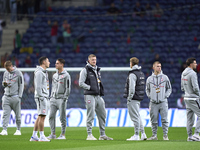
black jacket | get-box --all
[84,65,104,96]
[124,69,145,101]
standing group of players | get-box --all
[0,54,200,142]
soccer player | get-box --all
[146,61,172,140]
[181,57,200,141]
[30,56,50,142]
[79,54,113,140]
[0,61,24,135]
[48,58,71,140]
[124,57,147,141]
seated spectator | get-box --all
[107,3,120,14]
[197,63,200,73]
[62,20,72,43]
[127,34,131,44]
[134,2,145,17]
[145,3,152,16]
[153,3,163,17]
[11,56,19,67]
[1,52,9,67]
[14,29,21,49]
[151,53,163,64]
[48,20,58,45]
[149,53,166,70]
[25,55,32,67]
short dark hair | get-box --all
[57,58,65,66]
[38,56,48,65]
[186,57,196,66]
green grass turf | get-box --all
[0,127,199,150]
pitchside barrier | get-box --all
[0,67,194,127]
[0,108,196,127]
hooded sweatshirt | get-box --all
[146,71,172,103]
[51,69,71,100]
[2,66,24,98]
[34,66,49,99]
[181,67,200,99]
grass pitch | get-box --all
[0,127,199,150]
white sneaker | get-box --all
[147,135,158,140]
[57,135,66,140]
[127,135,140,141]
[30,136,39,141]
[47,134,56,139]
[99,135,113,140]
[187,135,200,141]
[141,133,147,140]
[39,136,51,142]
[163,135,169,140]
[193,134,200,141]
[14,130,21,135]
[86,134,97,140]
[0,130,8,135]
[187,136,198,141]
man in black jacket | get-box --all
[124,57,147,141]
[79,54,113,141]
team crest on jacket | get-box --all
[43,109,46,113]
[88,100,91,104]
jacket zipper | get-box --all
[8,75,11,95]
[156,75,158,103]
[55,74,59,98]
[94,70,100,94]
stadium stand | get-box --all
[1,0,200,109]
